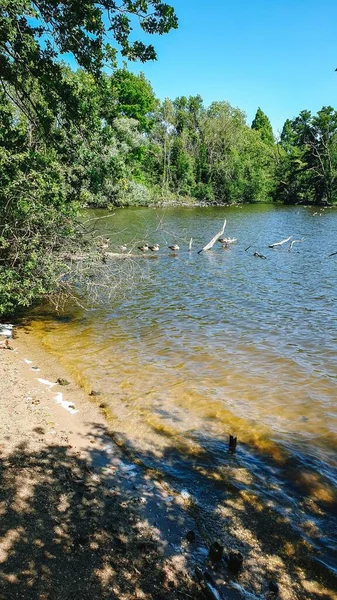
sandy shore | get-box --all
[0,326,248,600]
[0,325,336,600]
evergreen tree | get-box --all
[252,108,274,145]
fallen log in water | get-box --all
[269,236,292,248]
[105,252,158,259]
[198,220,226,254]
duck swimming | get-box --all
[148,244,160,251]
[138,244,149,252]
[168,245,180,251]
[218,237,237,244]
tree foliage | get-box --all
[0,0,177,97]
[0,0,177,315]
[275,107,337,205]
[251,107,274,145]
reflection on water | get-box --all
[30,204,337,577]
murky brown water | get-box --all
[29,204,337,581]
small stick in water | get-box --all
[269,236,292,249]
[229,435,237,453]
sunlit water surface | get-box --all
[30,204,337,574]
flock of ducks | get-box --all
[100,237,238,255]
[133,239,236,253]
[115,243,180,253]
[136,244,179,252]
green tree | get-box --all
[276,107,337,205]
[251,107,274,145]
[199,102,275,203]
[103,69,157,132]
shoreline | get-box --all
[1,325,336,599]
[0,325,247,600]
[84,200,337,209]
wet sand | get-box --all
[0,326,336,600]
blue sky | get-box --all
[121,0,337,134]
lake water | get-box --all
[29,204,337,586]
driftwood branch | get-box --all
[288,239,304,251]
[198,220,226,254]
[105,252,157,259]
[329,251,337,257]
[269,236,292,248]
[254,251,267,259]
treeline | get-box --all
[3,66,337,215]
[61,69,277,206]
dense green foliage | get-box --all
[0,0,177,315]
[140,99,276,204]
[1,1,337,315]
[275,107,337,205]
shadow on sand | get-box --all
[0,421,336,600]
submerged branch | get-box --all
[198,220,226,254]
[288,239,304,251]
[269,236,292,248]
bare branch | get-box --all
[198,220,226,254]
[269,236,292,248]
[288,239,304,251]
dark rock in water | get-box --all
[56,377,70,386]
[209,541,224,563]
[268,580,279,594]
[227,550,243,573]
[89,390,100,396]
[185,530,196,543]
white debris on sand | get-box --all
[37,378,56,388]
[53,391,78,414]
